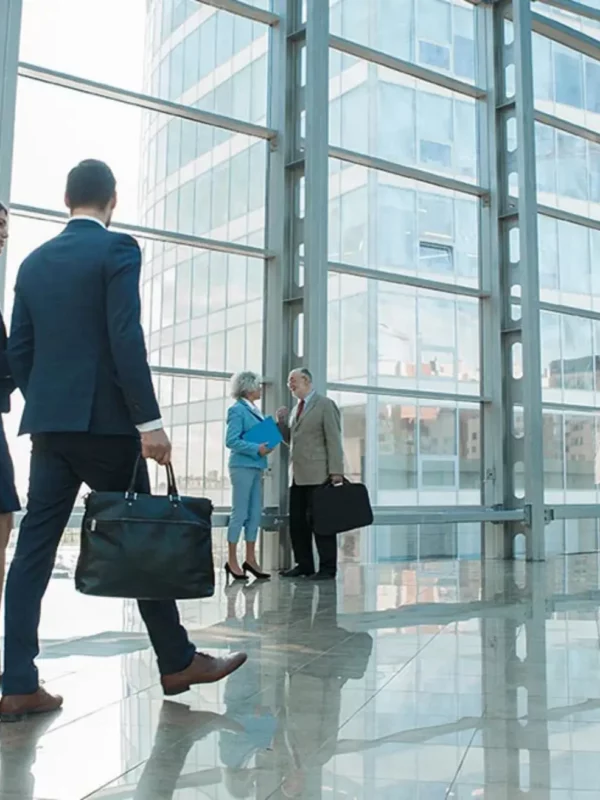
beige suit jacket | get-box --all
[279,393,344,486]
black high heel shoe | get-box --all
[242,561,271,580]
[225,563,249,582]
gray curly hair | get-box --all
[231,370,262,400]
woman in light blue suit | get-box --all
[225,371,271,582]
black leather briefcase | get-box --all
[76,459,215,600]
[311,479,374,537]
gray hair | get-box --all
[0,201,7,215]
[231,370,262,399]
[291,367,313,383]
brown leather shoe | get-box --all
[0,688,63,722]
[161,652,248,697]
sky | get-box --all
[5,0,148,497]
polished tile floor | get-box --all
[2,546,600,798]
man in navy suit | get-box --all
[0,160,246,720]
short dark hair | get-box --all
[0,201,7,215]
[65,160,116,211]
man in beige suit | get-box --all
[276,368,344,580]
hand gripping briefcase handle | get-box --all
[126,456,179,504]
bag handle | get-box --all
[126,456,180,503]
[321,477,350,488]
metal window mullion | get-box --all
[150,366,232,380]
[0,0,23,306]
[530,10,600,61]
[9,203,269,259]
[327,260,486,298]
[329,145,489,198]
[327,381,485,404]
[328,34,487,100]
[538,203,600,231]
[302,0,329,391]
[538,0,600,23]
[534,110,600,147]
[197,0,281,26]
[512,0,546,560]
[18,62,277,142]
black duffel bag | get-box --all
[75,458,215,600]
[311,478,374,537]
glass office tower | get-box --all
[2,0,600,562]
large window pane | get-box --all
[535,122,600,214]
[329,391,481,507]
[13,82,267,247]
[331,58,479,184]
[541,310,600,407]
[146,245,264,375]
[19,0,268,125]
[328,274,480,395]
[333,0,476,83]
[328,162,480,288]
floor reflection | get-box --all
[2,552,600,797]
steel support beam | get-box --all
[302,0,330,391]
[535,109,600,146]
[371,507,525,526]
[327,261,487,298]
[497,0,546,560]
[149,366,233,380]
[0,0,23,306]
[263,0,294,571]
[328,35,487,99]
[529,10,600,60]
[549,504,600,520]
[327,381,486,404]
[538,202,600,231]
[196,0,281,26]
[537,0,600,23]
[476,3,507,559]
[329,146,489,199]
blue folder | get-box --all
[243,416,283,450]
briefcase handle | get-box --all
[126,456,180,504]
[321,477,350,488]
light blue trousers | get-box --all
[228,467,263,544]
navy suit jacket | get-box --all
[8,219,160,437]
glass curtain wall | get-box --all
[1,0,600,562]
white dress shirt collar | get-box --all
[242,398,263,418]
[68,215,106,229]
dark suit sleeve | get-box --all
[105,235,160,426]
[7,287,34,396]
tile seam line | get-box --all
[293,624,453,776]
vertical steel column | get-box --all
[0,0,23,307]
[513,0,545,559]
[496,0,546,560]
[476,2,508,559]
[302,0,329,392]
[263,0,294,570]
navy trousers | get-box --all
[3,433,196,696]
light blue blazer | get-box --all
[226,400,268,470]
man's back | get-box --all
[8,218,159,436]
